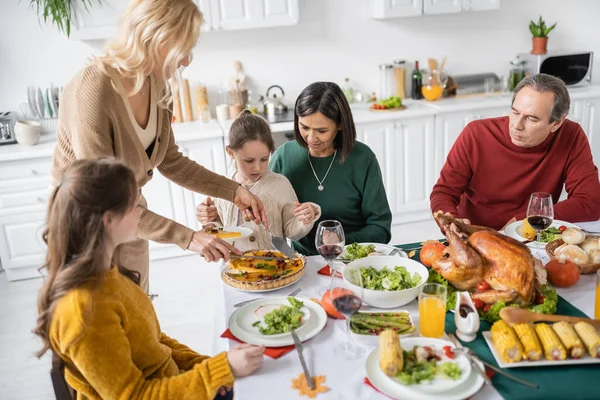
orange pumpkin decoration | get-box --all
[419,240,446,267]
[545,259,580,288]
[320,288,354,319]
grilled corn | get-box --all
[535,323,567,360]
[379,329,404,376]
[491,320,523,363]
[574,322,600,358]
[552,322,585,359]
[513,323,542,361]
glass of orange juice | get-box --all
[595,270,600,319]
[419,283,447,338]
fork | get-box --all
[233,287,301,308]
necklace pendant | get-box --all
[318,185,324,191]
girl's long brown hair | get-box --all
[33,158,139,358]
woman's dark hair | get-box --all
[228,109,275,153]
[294,82,356,162]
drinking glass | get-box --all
[419,283,447,338]
[526,192,554,243]
[315,220,345,296]
[484,77,496,96]
[595,270,600,319]
[331,266,365,359]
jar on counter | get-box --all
[393,60,406,99]
[378,64,395,100]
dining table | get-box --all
[208,220,600,400]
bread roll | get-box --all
[561,228,586,245]
[588,249,600,264]
[555,244,590,264]
[580,238,600,253]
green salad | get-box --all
[344,243,376,260]
[539,227,562,243]
[251,297,304,335]
[427,270,558,322]
[358,266,422,291]
[396,346,462,385]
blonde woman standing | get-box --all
[52,0,266,293]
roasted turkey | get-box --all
[431,211,545,306]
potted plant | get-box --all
[529,16,557,55]
[29,0,101,37]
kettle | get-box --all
[263,85,288,115]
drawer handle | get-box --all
[35,196,44,203]
[30,169,37,175]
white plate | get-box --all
[504,219,580,249]
[341,243,408,259]
[235,297,311,338]
[366,337,484,400]
[228,296,327,347]
[349,309,416,347]
[482,331,600,368]
[220,226,253,242]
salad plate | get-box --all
[228,296,327,347]
[504,219,579,249]
[341,243,407,261]
[235,297,312,338]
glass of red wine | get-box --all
[331,267,365,359]
[526,192,554,243]
[315,220,345,296]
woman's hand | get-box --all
[322,230,340,245]
[187,231,241,262]
[294,202,317,225]
[226,343,265,377]
[233,186,268,227]
[195,197,218,223]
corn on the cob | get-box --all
[552,322,585,359]
[379,329,403,376]
[535,323,567,360]
[513,323,542,361]
[491,320,523,363]
[574,322,600,358]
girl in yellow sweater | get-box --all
[34,159,264,400]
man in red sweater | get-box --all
[430,74,600,230]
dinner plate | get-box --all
[482,331,600,368]
[341,243,408,259]
[220,226,253,242]
[366,337,484,400]
[504,219,579,249]
[228,296,327,347]
[235,297,311,338]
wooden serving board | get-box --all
[369,105,407,112]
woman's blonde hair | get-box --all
[94,0,202,106]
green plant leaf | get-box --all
[27,0,101,37]
[545,22,557,36]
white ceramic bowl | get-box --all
[342,256,429,309]
[15,120,41,146]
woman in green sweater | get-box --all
[270,82,392,255]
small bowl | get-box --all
[14,120,41,146]
[342,256,429,309]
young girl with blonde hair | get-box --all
[34,159,264,399]
[196,111,321,251]
[52,0,266,293]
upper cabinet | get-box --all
[368,0,499,19]
[71,0,299,41]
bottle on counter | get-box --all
[411,61,423,100]
[343,78,355,103]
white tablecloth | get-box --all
[211,222,600,400]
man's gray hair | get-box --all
[512,73,570,123]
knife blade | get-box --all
[290,328,315,390]
[272,236,297,258]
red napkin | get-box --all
[364,369,495,399]
[220,329,294,359]
[317,265,343,278]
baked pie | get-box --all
[202,223,242,239]
[221,250,305,291]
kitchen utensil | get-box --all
[14,120,41,146]
[439,56,447,76]
[448,333,539,388]
[291,328,315,390]
[233,288,301,308]
[182,79,194,122]
[454,291,480,342]
[36,87,45,119]
[45,88,53,118]
[264,85,287,115]
[499,307,600,328]
[27,87,39,119]
[446,334,491,387]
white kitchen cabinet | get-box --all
[463,0,501,11]
[368,0,423,19]
[423,0,462,14]
[203,0,299,31]
[571,97,600,166]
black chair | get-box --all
[50,352,76,400]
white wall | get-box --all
[1,0,599,113]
